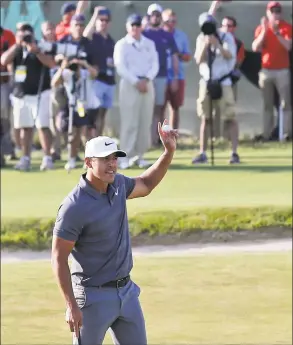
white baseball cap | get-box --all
[147,3,163,15]
[84,136,126,158]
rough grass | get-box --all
[1,207,292,250]
[2,253,292,344]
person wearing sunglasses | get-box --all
[114,14,159,170]
[162,8,191,132]
[252,1,292,141]
[143,3,179,148]
[83,7,116,138]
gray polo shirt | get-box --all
[53,173,136,287]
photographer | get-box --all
[51,55,99,171]
[192,13,240,165]
[1,24,55,171]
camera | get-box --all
[198,12,217,35]
[37,40,87,60]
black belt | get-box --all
[101,275,130,288]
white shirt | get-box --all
[195,31,237,86]
[62,69,100,109]
[113,34,159,85]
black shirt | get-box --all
[59,35,94,65]
[91,32,115,85]
[12,46,51,97]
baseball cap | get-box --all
[127,14,142,25]
[147,3,163,15]
[71,14,86,23]
[85,137,127,158]
[267,1,282,10]
[60,2,77,16]
[98,7,111,18]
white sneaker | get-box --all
[65,158,76,171]
[40,156,54,171]
[137,158,151,169]
[119,157,131,170]
[15,156,31,171]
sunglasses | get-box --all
[165,19,176,23]
[99,17,110,23]
[131,23,141,27]
[222,24,235,28]
[270,7,281,13]
[151,12,161,18]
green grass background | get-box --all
[2,145,292,219]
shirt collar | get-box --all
[78,173,117,203]
[125,34,145,45]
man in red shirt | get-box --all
[55,1,88,41]
[0,26,16,166]
[252,1,292,140]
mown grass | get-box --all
[1,253,292,344]
[1,144,292,219]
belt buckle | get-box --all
[116,278,124,289]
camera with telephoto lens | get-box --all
[198,12,217,35]
[37,40,87,60]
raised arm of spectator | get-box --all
[275,30,292,51]
[252,18,268,52]
[51,58,69,87]
[75,0,89,15]
[208,0,222,16]
[83,7,101,39]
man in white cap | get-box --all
[114,13,159,170]
[51,122,178,345]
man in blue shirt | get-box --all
[143,3,179,147]
[162,8,191,131]
[83,7,116,137]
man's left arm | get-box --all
[128,121,178,199]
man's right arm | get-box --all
[252,25,266,52]
[83,7,100,39]
[51,203,83,311]
[0,44,20,66]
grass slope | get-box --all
[2,253,292,344]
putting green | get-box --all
[1,253,292,344]
[1,145,292,219]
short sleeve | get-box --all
[120,174,136,199]
[182,33,191,54]
[13,46,23,68]
[254,25,262,39]
[53,201,84,242]
[170,35,179,55]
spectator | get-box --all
[55,1,88,41]
[51,56,99,171]
[56,14,99,170]
[192,13,240,164]
[162,8,191,131]
[143,3,179,147]
[0,26,16,167]
[84,6,116,137]
[252,1,292,140]
[41,21,64,161]
[1,24,55,171]
[114,14,159,169]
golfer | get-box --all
[51,120,178,345]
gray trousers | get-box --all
[73,280,147,345]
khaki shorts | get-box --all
[197,79,236,120]
[11,89,51,129]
